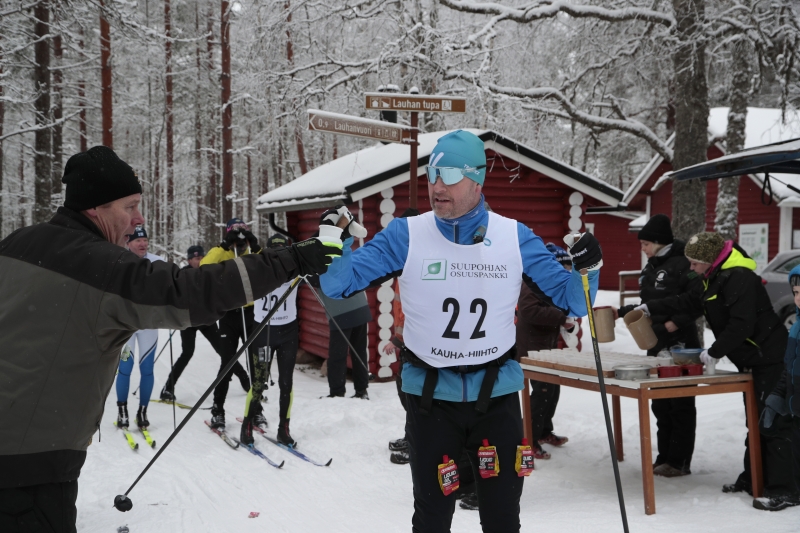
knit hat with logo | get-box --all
[637,214,674,244]
[684,232,725,264]
[187,245,204,258]
[62,146,142,211]
[266,234,291,248]
[429,130,487,185]
[127,226,147,243]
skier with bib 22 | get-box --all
[319,130,602,533]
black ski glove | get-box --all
[568,233,602,271]
[241,230,260,252]
[289,238,342,276]
[220,229,243,251]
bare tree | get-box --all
[33,1,52,224]
[221,0,233,223]
[100,0,113,148]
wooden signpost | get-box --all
[307,92,467,210]
[308,109,412,144]
[364,93,466,210]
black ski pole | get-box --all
[168,334,176,431]
[580,269,630,533]
[133,329,176,397]
[113,276,302,513]
[303,280,372,378]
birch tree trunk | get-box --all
[78,30,87,152]
[33,1,52,224]
[670,0,708,241]
[714,40,750,241]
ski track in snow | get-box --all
[79,291,800,532]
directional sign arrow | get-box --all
[308,109,412,144]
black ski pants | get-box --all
[165,324,248,393]
[737,362,796,496]
[652,397,696,471]
[213,307,255,409]
[250,320,299,421]
[406,392,524,533]
[528,380,560,442]
[327,323,369,396]
[0,480,78,533]
[648,329,699,471]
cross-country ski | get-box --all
[113,422,139,451]
[204,420,239,449]
[232,438,285,469]
[139,428,156,448]
[150,398,194,410]
[237,417,332,467]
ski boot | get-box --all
[116,401,130,428]
[277,419,296,448]
[160,384,175,402]
[753,494,800,512]
[352,389,369,400]
[538,433,569,447]
[210,404,226,429]
[459,492,479,511]
[252,413,268,429]
[532,443,550,460]
[388,438,408,452]
[390,450,410,465]
[240,416,255,446]
[136,406,150,428]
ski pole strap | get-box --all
[400,344,514,415]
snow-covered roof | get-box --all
[628,213,648,231]
[625,108,800,203]
[256,129,623,213]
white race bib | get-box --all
[399,212,522,368]
[254,280,298,324]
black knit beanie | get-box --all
[637,214,674,244]
[62,146,142,211]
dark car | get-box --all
[761,251,800,329]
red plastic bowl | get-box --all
[657,366,683,378]
[682,364,703,376]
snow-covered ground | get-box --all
[77,291,800,532]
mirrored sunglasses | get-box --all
[425,165,486,185]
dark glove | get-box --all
[220,229,244,251]
[759,393,789,436]
[289,238,342,276]
[618,305,635,318]
[241,230,260,252]
[566,232,602,271]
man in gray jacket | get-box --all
[0,146,339,532]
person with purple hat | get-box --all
[201,218,265,430]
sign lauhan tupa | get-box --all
[308,109,413,143]
[364,92,467,114]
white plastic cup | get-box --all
[705,358,716,375]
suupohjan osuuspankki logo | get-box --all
[421,259,447,280]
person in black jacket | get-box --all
[0,146,340,532]
[615,214,702,477]
[641,232,796,508]
[160,245,250,401]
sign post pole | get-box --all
[410,111,418,210]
